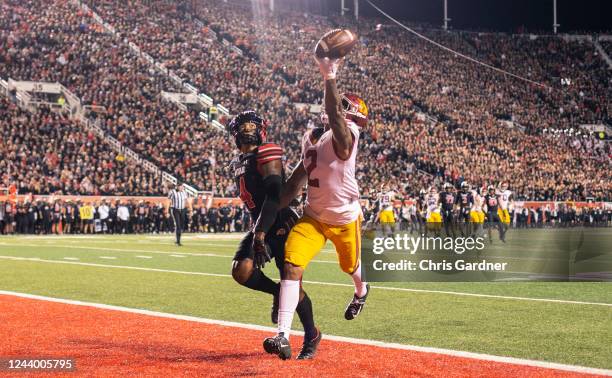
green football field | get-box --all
[0,230,610,370]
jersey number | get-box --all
[239,176,256,209]
[305,149,320,188]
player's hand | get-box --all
[252,232,271,269]
[315,57,342,80]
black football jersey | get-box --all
[232,143,285,223]
[484,194,499,212]
[456,192,474,209]
[440,192,455,210]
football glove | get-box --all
[316,57,342,80]
[252,235,272,269]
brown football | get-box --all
[315,29,358,59]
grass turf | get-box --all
[0,230,610,369]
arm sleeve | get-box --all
[254,174,282,233]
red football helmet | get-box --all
[342,93,369,128]
[320,93,369,128]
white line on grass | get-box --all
[1,256,610,307]
[99,256,117,260]
[135,255,152,259]
[170,254,186,258]
[0,243,339,263]
[63,257,79,261]
[0,290,609,376]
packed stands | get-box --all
[0,97,161,195]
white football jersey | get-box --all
[302,121,361,226]
[471,190,484,212]
[425,193,440,217]
[379,190,396,212]
[497,189,512,210]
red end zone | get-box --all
[0,293,606,377]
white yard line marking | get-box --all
[135,255,152,259]
[0,243,339,263]
[63,257,79,261]
[99,256,117,260]
[0,256,610,307]
[170,254,186,258]
[0,290,610,376]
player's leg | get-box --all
[486,211,495,242]
[264,216,326,360]
[469,210,479,237]
[442,210,451,237]
[502,209,511,234]
[497,209,505,234]
[269,234,320,360]
[326,217,370,320]
[499,210,508,241]
[232,231,280,300]
[381,210,395,237]
[431,211,442,237]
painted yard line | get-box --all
[7,239,339,254]
[0,290,610,376]
[0,243,339,263]
[170,254,186,258]
[1,255,610,307]
[99,256,117,260]
[16,239,610,263]
[14,236,109,241]
[63,257,79,261]
[135,255,153,259]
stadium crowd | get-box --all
[0,98,162,196]
[1,0,610,202]
[0,0,223,191]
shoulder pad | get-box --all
[256,143,283,165]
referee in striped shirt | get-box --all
[168,182,189,246]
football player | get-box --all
[439,183,456,237]
[375,183,396,236]
[497,181,513,232]
[484,185,506,243]
[470,186,486,236]
[227,111,319,359]
[263,57,369,360]
[425,186,442,236]
[456,182,474,236]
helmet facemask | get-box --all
[227,111,267,148]
[320,93,368,128]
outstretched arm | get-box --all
[280,161,308,209]
[318,58,353,160]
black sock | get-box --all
[242,268,279,295]
[296,292,317,341]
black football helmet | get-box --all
[227,110,268,147]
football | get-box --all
[315,29,358,59]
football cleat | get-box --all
[271,293,279,324]
[263,333,292,360]
[344,283,370,320]
[296,328,322,360]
